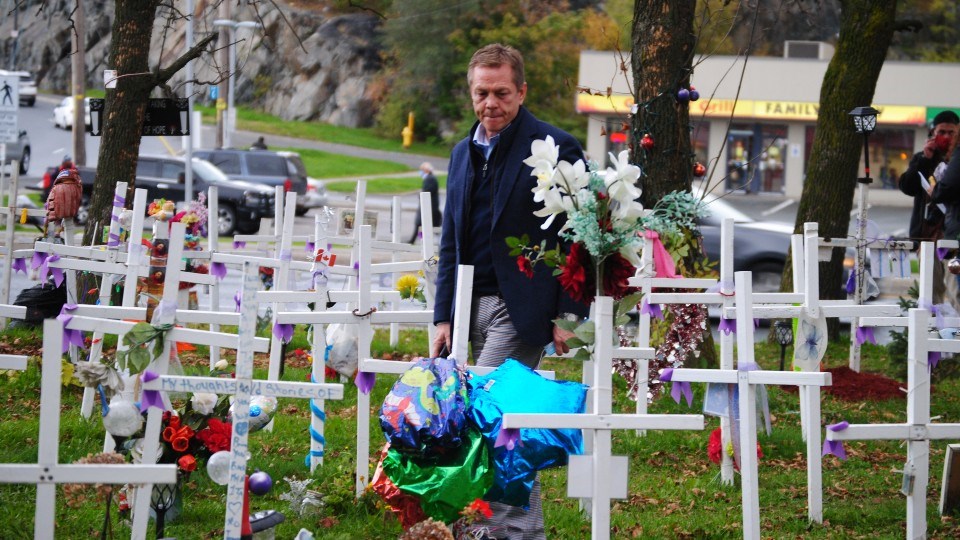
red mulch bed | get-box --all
[783,366,904,401]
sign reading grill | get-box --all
[89,98,190,137]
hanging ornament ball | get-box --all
[102,399,143,438]
[249,470,273,495]
[640,134,655,150]
[693,162,707,178]
[207,451,232,485]
[949,258,960,275]
[677,88,690,103]
[689,86,700,102]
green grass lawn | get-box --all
[326,175,448,195]
[194,105,452,158]
[1,326,959,538]
[273,146,411,179]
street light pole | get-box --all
[213,19,260,150]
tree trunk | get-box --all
[84,0,160,245]
[631,0,717,368]
[631,0,696,205]
[786,0,898,339]
[71,0,87,167]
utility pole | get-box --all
[71,0,87,166]
[214,1,230,149]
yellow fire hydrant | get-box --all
[401,112,414,148]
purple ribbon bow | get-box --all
[640,298,664,321]
[822,421,849,460]
[234,291,242,312]
[305,241,315,253]
[855,326,877,345]
[30,251,47,271]
[210,262,227,280]
[660,368,693,407]
[920,301,946,329]
[354,371,375,395]
[929,351,942,371]
[273,322,294,343]
[11,258,26,274]
[139,370,166,412]
[495,428,521,451]
[40,254,64,287]
[845,268,856,295]
[232,240,246,249]
[937,247,950,261]
[56,303,85,353]
[718,316,736,335]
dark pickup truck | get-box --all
[42,155,275,236]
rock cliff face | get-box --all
[0,1,383,128]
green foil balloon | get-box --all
[382,426,492,523]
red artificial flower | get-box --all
[178,454,197,472]
[558,243,592,304]
[467,499,493,519]
[516,255,534,279]
[602,252,637,300]
[197,418,232,453]
[707,428,722,465]
[163,422,195,453]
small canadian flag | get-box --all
[315,249,336,267]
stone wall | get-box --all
[0,1,383,128]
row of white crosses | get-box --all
[0,223,205,538]
[663,272,833,537]
[830,240,960,539]
[141,260,345,540]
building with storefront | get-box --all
[577,48,960,206]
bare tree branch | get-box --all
[155,32,218,86]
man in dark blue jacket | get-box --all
[429,43,589,539]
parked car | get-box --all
[697,193,793,293]
[52,97,91,130]
[0,69,36,106]
[40,156,275,235]
[3,129,30,175]
[194,148,317,215]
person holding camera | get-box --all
[917,111,960,307]
[898,110,960,310]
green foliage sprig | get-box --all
[115,322,173,374]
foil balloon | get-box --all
[467,359,587,508]
[249,470,273,495]
[207,450,232,485]
[229,396,277,433]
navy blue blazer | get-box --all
[434,107,589,347]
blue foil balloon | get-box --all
[467,359,587,507]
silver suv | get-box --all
[194,149,325,216]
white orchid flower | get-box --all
[534,187,571,230]
[553,159,588,195]
[604,151,642,204]
[612,199,645,222]
[524,135,560,170]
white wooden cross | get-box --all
[142,261,345,540]
[0,318,177,539]
[501,296,705,540]
[666,271,833,535]
[825,306,960,539]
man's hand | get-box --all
[552,324,576,356]
[431,322,451,358]
[923,137,939,159]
